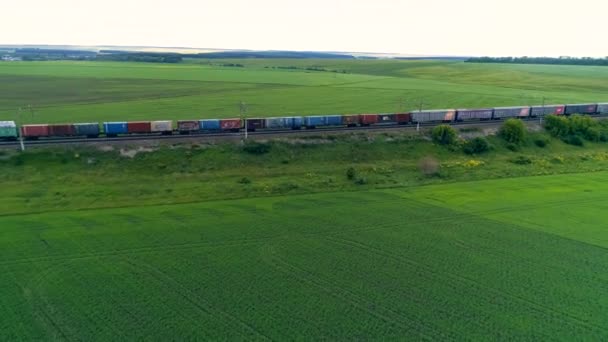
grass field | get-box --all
[2,173,608,339]
[1,59,607,123]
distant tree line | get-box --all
[466,56,608,66]
[96,52,182,63]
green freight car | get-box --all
[0,121,18,140]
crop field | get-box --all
[0,59,607,123]
[1,172,608,339]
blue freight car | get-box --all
[326,115,342,126]
[305,116,327,128]
[199,119,221,130]
[74,123,100,137]
[103,122,128,136]
[265,117,304,129]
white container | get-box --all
[151,120,173,133]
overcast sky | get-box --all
[2,0,606,57]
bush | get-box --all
[419,156,440,177]
[505,143,520,152]
[564,135,584,146]
[346,167,356,180]
[534,136,550,147]
[431,125,457,145]
[238,177,251,184]
[511,155,532,165]
[544,115,570,138]
[584,127,601,142]
[243,142,271,155]
[463,137,490,155]
[499,118,526,144]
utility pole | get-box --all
[540,96,545,125]
[17,107,25,151]
[416,98,425,132]
[239,101,248,140]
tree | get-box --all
[431,125,457,145]
[499,119,526,144]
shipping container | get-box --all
[597,103,608,115]
[304,116,327,128]
[127,121,151,134]
[265,117,303,129]
[360,114,379,125]
[0,121,18,139]
[412,109,456,123]
[492,106,530,119]
[220,119,242,131]
[177,120,200,133]
[377,113,396,124]
[48,124,75,137]
[292,117,304,128]
[529,105,565,116]
[200,119,220,130]
[21,124,50,139]
[74,123,100,137]
[564,103,598,115]
[103,122,128,136]
[395,113,412,124]
[326,115,342,126]
[246,118,265,131]
[151,120,173,134]
[342,115,360,126]
[456,108,493,121]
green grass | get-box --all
[2,176,608,339]
[1,59,606,123]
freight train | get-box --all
[1,103,607,140]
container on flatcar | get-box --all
[103,122,128,136]
[151,120,173,134]
[48,124,75,137]
[127,121,152,134]
[246,119,265,131]
[377,113,396,124]
[597,103,608,115]
[412,109,456,123]
[177,120,200,134]
[304,116,327,128]
[564,104,598,115]
[492,106,530,119]
[220,119,242,131]
[342,115,360,126]
[360,114,379,125]
[21,124,50,138]
[0,121,18,139]
[395,113,412,125]
[74,123,100,137]
[200,119,220,130]
[326,115,342,126]
[456,108,493,121]
[265,117,303,129]
[529,105,565,117]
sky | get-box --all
[2,0,606,57]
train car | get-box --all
[246,118,265,131]
[151,120,173,135]
[264,117,304,130]
[0,121,18,140]
[48,124,76,137]
[103,122,128,137]
[21,124,50,139]
[220,119,242,132]
[529,105,565,117]
[412,109,456,123]
[456,108,493,121]
[200,119,220,131]
[127,121,152,134]
[342,115,360,127]
[492,106,530,119]
[360,114,379,126]
[177,120,200,134]
[377,113,396,124]
[395,113,412,125]
[74,123,100,138]
[564,104,598,115]
[597,103,608,115]
[304,116,327,128]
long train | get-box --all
[1,103,607,140]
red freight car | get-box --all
[48,124,75,137]
[127,121,152,134]
[342,115,360,127]
[177,120,200,134]
[21,124,50,139]
[220,119,242,131]
[360,114,379,126]
[395,113,412,124]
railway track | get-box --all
[0,116,587,148]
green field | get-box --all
[1,59,607,123]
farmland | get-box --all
[0,59,607,123]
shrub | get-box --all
[463,137,490,155]
[243,142,271,155]
[534,136,550,147]
[505,143,520,152]
[354,177,368,185]
[544,115,570,138]
[431,125,457,146]
[419,156,440,177]
[499,118,526,144]
[511,155,532,165]
[238,177,251,184]
[346,167,356,180]
[584,127,601,142]
[564,135,584,146]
